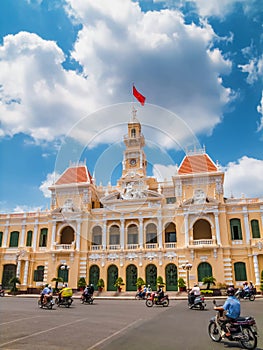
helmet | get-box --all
[48,284,51,288]
[243,281,248,285]
[226,287,235,296]
[90,284,93,287]
[148,285,150,287]
[194,283,198,287]
[45,284,49,287]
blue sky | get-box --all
[0,0,262,213]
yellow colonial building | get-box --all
[0,113,263,293]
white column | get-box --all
[16,260,21,278]
[32,220,38,250]
[214,212,221,245]
[21,224,26,247]
[51,221,56,249]
[157,215,162,248]
[243,208,250,244]
[253,255,260,286]
[184,213,189,247]
[139,218,143,248]
[3,219,9,247]
[120,218,125,249]
[102,219,107,250]
[260,205,263,231]
[76,220,81,251]
[23,260,29,285]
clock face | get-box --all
[130,158,136,166]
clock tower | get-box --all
[121,107,147,179]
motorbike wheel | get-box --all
[0,291,4,297]
[38,300,43,308]
[47,303,53,310]
[208,322,222,342]
[249,294,255,301]
[239,328,257,349]
[146,299,153,307]
[199,304,205,310]
[162,299,169,307]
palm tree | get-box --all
[51,277,64,292]
[9,276,21,295]
[202,276,216,290]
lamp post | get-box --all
[60,264,70,285]
[181,262,193,291]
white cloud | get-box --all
[0,1,233,146]
[257,92,263,131]
[13,205,44,213]
[153,164,178,182]
[39,171,61,198]
[223,156,263,198]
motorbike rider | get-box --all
[146,284,152,297]
[188,283,201,305]
[157,284,164,302]
[214,286,240,337]
[58,283,73,303]
[243,281,250,297]
[41,284,53,305]
[83,284,94,302]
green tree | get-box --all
[136,277,145,289]
[97,278,105,291]
[114,277,125,292]
[77,277,86,290]
[9,276,21,295]
[156,275,165,287]
[51,277,64,292]
[202,276,216,290]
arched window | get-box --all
[251,220,260,239]
[109,225,120,245]
[33,265,44,282]
[92,226,102,245]
[60,226,74,244]
[198,262,212,282]
[146,264,157,290]
[131,128,136,138]
[146,223,157,244]
[230,219,242,240]
[126,264,137,291]
[89,265,100,290]
[165,222,176,243]
[193,219,212,240]
[234,262,247,281]
[39,228,48,247]
[9,231,19,247]
[26,230,33,247]
[127,224,138,245]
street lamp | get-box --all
[181,262,193,291]
[60,264,70,285]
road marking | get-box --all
[86,319,140,350]
[0,317,89,348]
[0,315,42,325]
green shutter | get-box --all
[0,232,3,247]
[230,219,242,240]
[26,230,33,246]
[9,231,19,247]
[198,262,212,282]
[251,220,260,238]
[234,262,247,281]
[39,228,48,247]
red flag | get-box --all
[133,85,146,106]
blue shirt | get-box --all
[42,287,52,295]
[223,296,240,319]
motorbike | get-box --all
[208,300,258,349]
[188,294,206,310]
[81,294,94,304]
[135,291,147,300]
[55,296,73,308]
[146,292,169,307]
[38,296,55,309]
[0,289,5,297]
[235,288,255,301]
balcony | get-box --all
[91,245,103,251]
[164,242,177,249]
[145,243,157,249]
[108,244,121,250]
[127,244,139,250]
[193,239,213,246]
[54,242,75,251]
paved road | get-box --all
[0,297,262,350]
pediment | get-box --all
[101,189,163,203]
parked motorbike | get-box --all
[208,300,258,349]
[188,294,206,310]
[0,289,5,297]
[38,296,55,309]
[81,294,94,304]
[235,288,255,301]
[55,296,73,308]
[146,292,169,307]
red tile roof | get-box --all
[178,154,217,175]
[55,166,92,185]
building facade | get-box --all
[0,112,263,292]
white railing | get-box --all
[127,244,139,250]
[145,243,157,249]
[231,240,243,245]
[91,245,103,251]
[109,244,121,250]
[193,239,213,246]
[164,242,177,249]
[54,243,74,250]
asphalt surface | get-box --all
[0,296,262,350]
